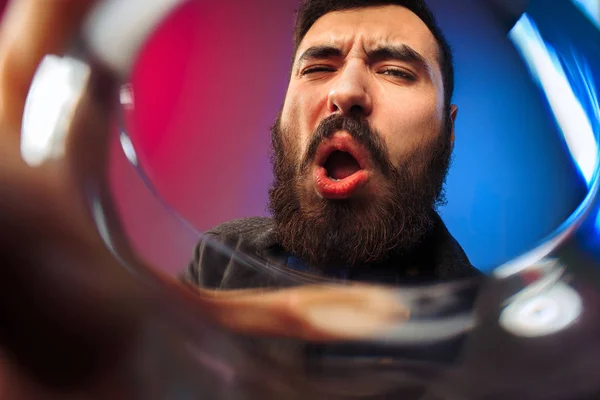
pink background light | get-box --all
[111,0,300,273]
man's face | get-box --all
[269,5,458,268]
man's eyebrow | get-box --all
[295,45,343,68]
[368,44,432,75]
[294,44,433,76]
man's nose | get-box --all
[326,64,373,118]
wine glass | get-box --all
[19,0,600,398]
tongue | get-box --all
[324,151,361,180]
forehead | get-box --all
[298,5,440,64]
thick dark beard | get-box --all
[268,113,453,269]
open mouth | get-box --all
[313,134,371,199]
[323,150,362,180]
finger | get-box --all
[0,0,97,136]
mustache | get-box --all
[299,115,393,177]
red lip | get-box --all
[313,133,372,199]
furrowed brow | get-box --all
[295,45,343,69]
[368,44,432,76]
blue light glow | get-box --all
[509,14,599,187]
[571,0,600,29]
[510,13,600,239]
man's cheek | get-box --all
[277,123,301,165]
[385,127,429,165]
[290,120,309,160]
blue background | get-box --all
[427,0,596,271]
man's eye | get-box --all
[380,69,416,81]
[301,66,335,76]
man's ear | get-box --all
[449,104,458,150]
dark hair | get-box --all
[292,0,455,112]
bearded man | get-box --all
[183,0,480,289]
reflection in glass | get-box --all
[571,0,600,28]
